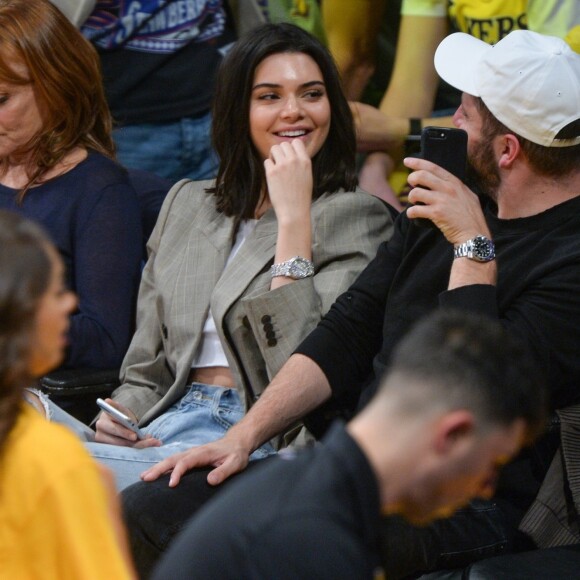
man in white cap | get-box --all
[124,30,580,576]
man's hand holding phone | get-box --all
[408,126,468,229]
[95,398,161,448]
[404,127,490,246]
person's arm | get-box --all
[527,0,580,40]
[352,14,449,154]
[140,353,330,486]
[244,188,394,381]
[353,13,450,202]
[94,181,193,445]
[379,14,448,118]
[404,156,493,273]
[141,224,403,486]
[67,181,142,368]
[267,140,314,291]
[358,151,404,210]
[323,0,387,100]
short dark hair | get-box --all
[209,23,357,219]
[0,210,52,454]
[474,97,580,178]
[384,309,548,442]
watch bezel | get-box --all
[470,235,495,262]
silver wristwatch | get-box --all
[270,256,314,279]
[453,235,495,262]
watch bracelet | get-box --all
[270,256,314,279]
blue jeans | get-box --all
[113,112,219,181]
[45,384,275,491]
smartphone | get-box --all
[421,126,467,181]
[413,126,468,227]
[96,398,145,439]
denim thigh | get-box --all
[145,383,274,460]
[87,384,275,491]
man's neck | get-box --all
[347,413,421,512]
[495,170,580,219]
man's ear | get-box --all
[497,134,521,169]
[433,410,476,455]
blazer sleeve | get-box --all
[240,191,394,382]
[112,180,193,420]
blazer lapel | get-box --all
[211,209,278,321]
[167,199,235,359]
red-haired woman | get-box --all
[0,0,142,370]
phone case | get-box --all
[421,127,468,181]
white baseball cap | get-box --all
[434,30,580,148]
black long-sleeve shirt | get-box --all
[298,196,580,412]
[297,195,580,526]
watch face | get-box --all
[472,235,495,262]
[290,257,311,277]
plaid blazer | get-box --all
[113,179,394,439]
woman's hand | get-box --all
[266,139,314,289]
[404,156,491,244]
[265,138,313,225]
[94,398,161,449]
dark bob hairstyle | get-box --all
[209,22,357,219]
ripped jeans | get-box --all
[31,383,275,491]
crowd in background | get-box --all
[1,1,580,578]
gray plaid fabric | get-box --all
[113,179,394,446]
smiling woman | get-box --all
[43,24,395,514]
[249,52,331,160]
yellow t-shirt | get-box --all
[402,0,580,49]
[0,404,133,580]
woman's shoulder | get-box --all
[1,407,107,534]
[160,178,218,217]
[4,407,100,499]
[74,150,131,184]
[167,178,216,200]
[150,179,221,241]
[314,187,397,214]
[38,150,133,201]
[9,406,94,468]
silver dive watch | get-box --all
[453,235,495,262]
[270,256,314,279]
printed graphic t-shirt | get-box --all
[82,1,237,124]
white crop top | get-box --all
[190,219,258,369]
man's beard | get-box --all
[465,136,501,202]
